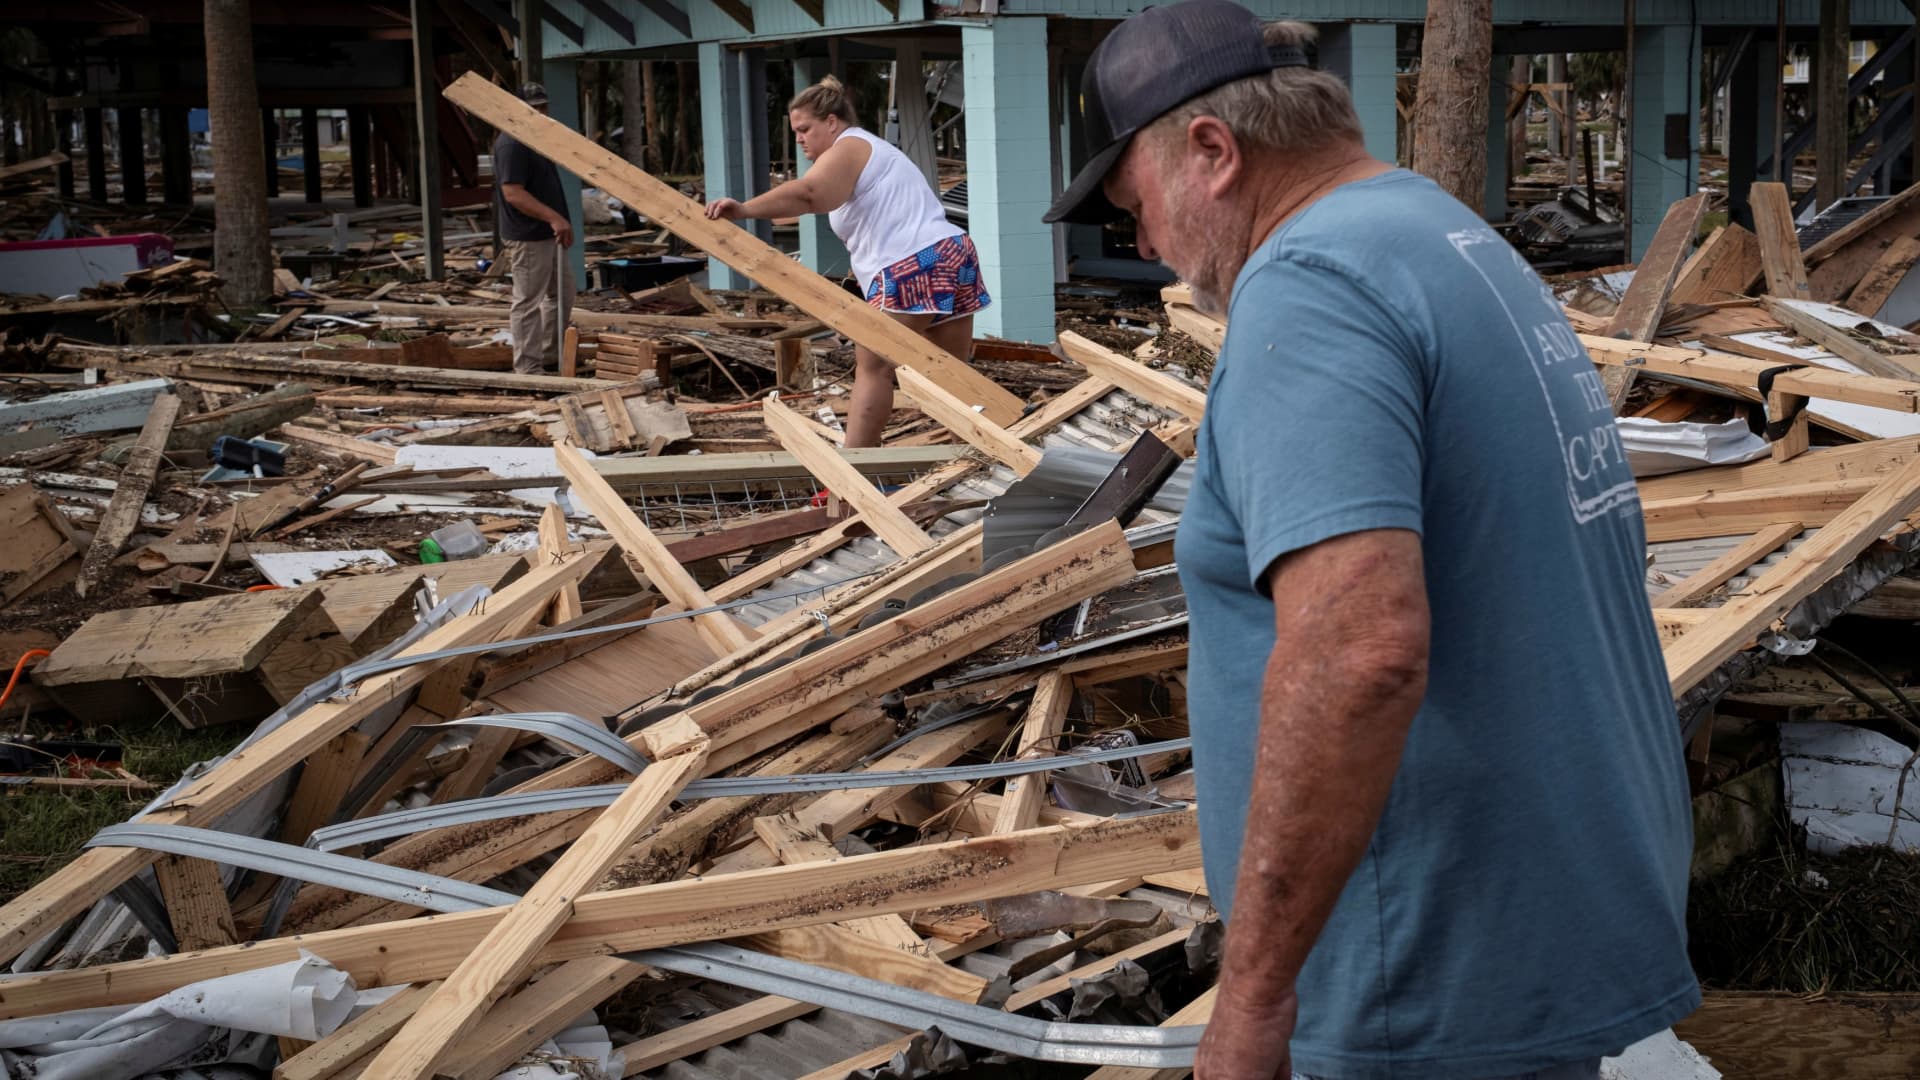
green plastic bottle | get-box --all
[419,537,446,564]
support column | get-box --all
[546,59,587,290]
[262,108,280,197]
[302,107,322,202]
[793,55,850,279]
[159,106,191,204]
[84,106,106,202]
[1319,23,1398,165]
[117,106,146,205]
[1727,37,1778,230]
[516,0,544,87]
[348,105,373,207]
[1484,57,1507,222]
[962,16,1055,342]
[1815,0,1848,209]
[700,42,764,290]
[412,0,445,280]
[55,109,74,199]
[1629,24,1699,259]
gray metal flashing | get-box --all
[307,738,1194,852]
[427,712,650,774]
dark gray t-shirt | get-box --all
[493,133,567,242]
[1174,169,1699,1078]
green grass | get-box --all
[0,719,254,904]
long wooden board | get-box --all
[1603,193,1707,408]
[762,395,933,556]
[76,392,180,597]
[443,73,1022,425]
[1651,521,1804,606]
[1581,335,1920,414]
[1058,332,1207,422]
[0,811,1201,1019]
[1752,182,1812,299]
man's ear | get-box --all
[1185,115,1243,200]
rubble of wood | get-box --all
[8,91,1920,1078]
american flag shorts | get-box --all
[865,235,992,324]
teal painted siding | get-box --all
[1628,24,1698,259]
[546,60,590,287]
[963,17,1057,343]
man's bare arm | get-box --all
[1196,527,1429,1077]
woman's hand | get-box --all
[704,198,745,221]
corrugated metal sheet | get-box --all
[1646,530,1810,604]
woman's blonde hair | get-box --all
[789,74,859,126]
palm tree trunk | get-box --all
[204,0,273,304]
[622,60,646,166]
[642,61,661,172]
[1410,0,1494,210]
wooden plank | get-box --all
[1665,453,1920,694]
[0,810,1201,1020]
[1765,299,1920,381]
[275,425,399,465]
[617,995,816,1074]
[1641,477,1875,541]
[34,588,325,686]
[1057,332,1207,422]
[0,556,598,967]
[762,395,932,557]
[0,485,79,605]
[152,855,236,951]
[1752,182,1813,299]
[437,956,645,1080]
[1672,223,1763,305]
[76,392,180,597]
[742,922,988,1001]
[751,813,930,953]
[893,366,1044,476]
[77,349,618,396]
[1610,195,1707,337]
[1672,991,1920,1080]
[1580,335,1920,414]
[1841,234,1920,317]
[537,502,584,624]
[1637,435,1920,502]
[1165,303,1225,354]
[361,729,709,1079]
[992,671,1073,834]
[1651,521,1804,607]
[1769,385,1812,462]
[1082,987,1218,1080]
[274,982,438,1080]
[277,729,371,847]
[442,74,1022,425]
[553,441,754,655]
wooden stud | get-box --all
[442,75,1021,424]
[1764,298,1920,382]
[774,337,810,389]
[278,730,371,847]
[751,813,930,953]
[1651,521,1804,608]
[153,855,236,951]
[762,395,933,557]
[743,922,987,1001]
[274,981,438,1080]
[1603,192,1708,409]
[1581,334,1920,414]
[1751,182,1813,299]
[0,557,600,967]
[437,956,645,1080]
[2,811,1201,1021]
[560,326,579,378]
[892,365,1045,476]
[992,671,1074,834]
[537,502,583,624]
[1665,453,1920,694]
[77,393,181,597]
[361,737,708,1079]
[1058,332,1207,422]
[1164,303,1225,353]
[1768,387,1812,462]
[553,440,755,655]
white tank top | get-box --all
[826,128,963,295]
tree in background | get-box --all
[204,0,273,305]
[1410,0,1494,209]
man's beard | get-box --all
[1158,177,1248,320]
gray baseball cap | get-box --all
[520,82,550,105]
[1044,0,1308,225]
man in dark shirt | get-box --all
[493,83,576,374]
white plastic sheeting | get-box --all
[1601,1029,1723,1080]
[0,951,354,1080]
[1618,417,1771,477]
[1781,721,1920,854]
[494,1022,624,1079]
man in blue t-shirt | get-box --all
[1045,3,1700,1078]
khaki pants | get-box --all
[506,238,576,374]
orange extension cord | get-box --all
[0,649,51,712]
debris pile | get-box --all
[5,94,1920,1079]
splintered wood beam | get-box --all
[273,981,438,1080]
[1672,223,1763,305]
[0,811,1201,1020]
[1058,332,1207,422]
[1763,299,1920,382]
[1164,304,1224,354]
[77,392,180,597]
[1640,477,1874,541]
[762,395,933,556]
[992,671,1074,834]
[442,73,1018,423]
[1651,521,1804,607]
[1665,453,1920,694]
[437,956,646,1080]
[1751,182,1813,299]
[277,729,371,847]
[893,366,1044,475]
[0,556,599,967]
[553,441,754,655]
[751,813,930,952]
[363,725,709,1079]
[536,502,583,624]
[1842,235,1920,317]
[1580,335,1920,414]
[153,855,236,952]
[1603,192,1708,409]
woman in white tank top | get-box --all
[703,76,992,448]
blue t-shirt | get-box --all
[1173,169,1700,1079]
